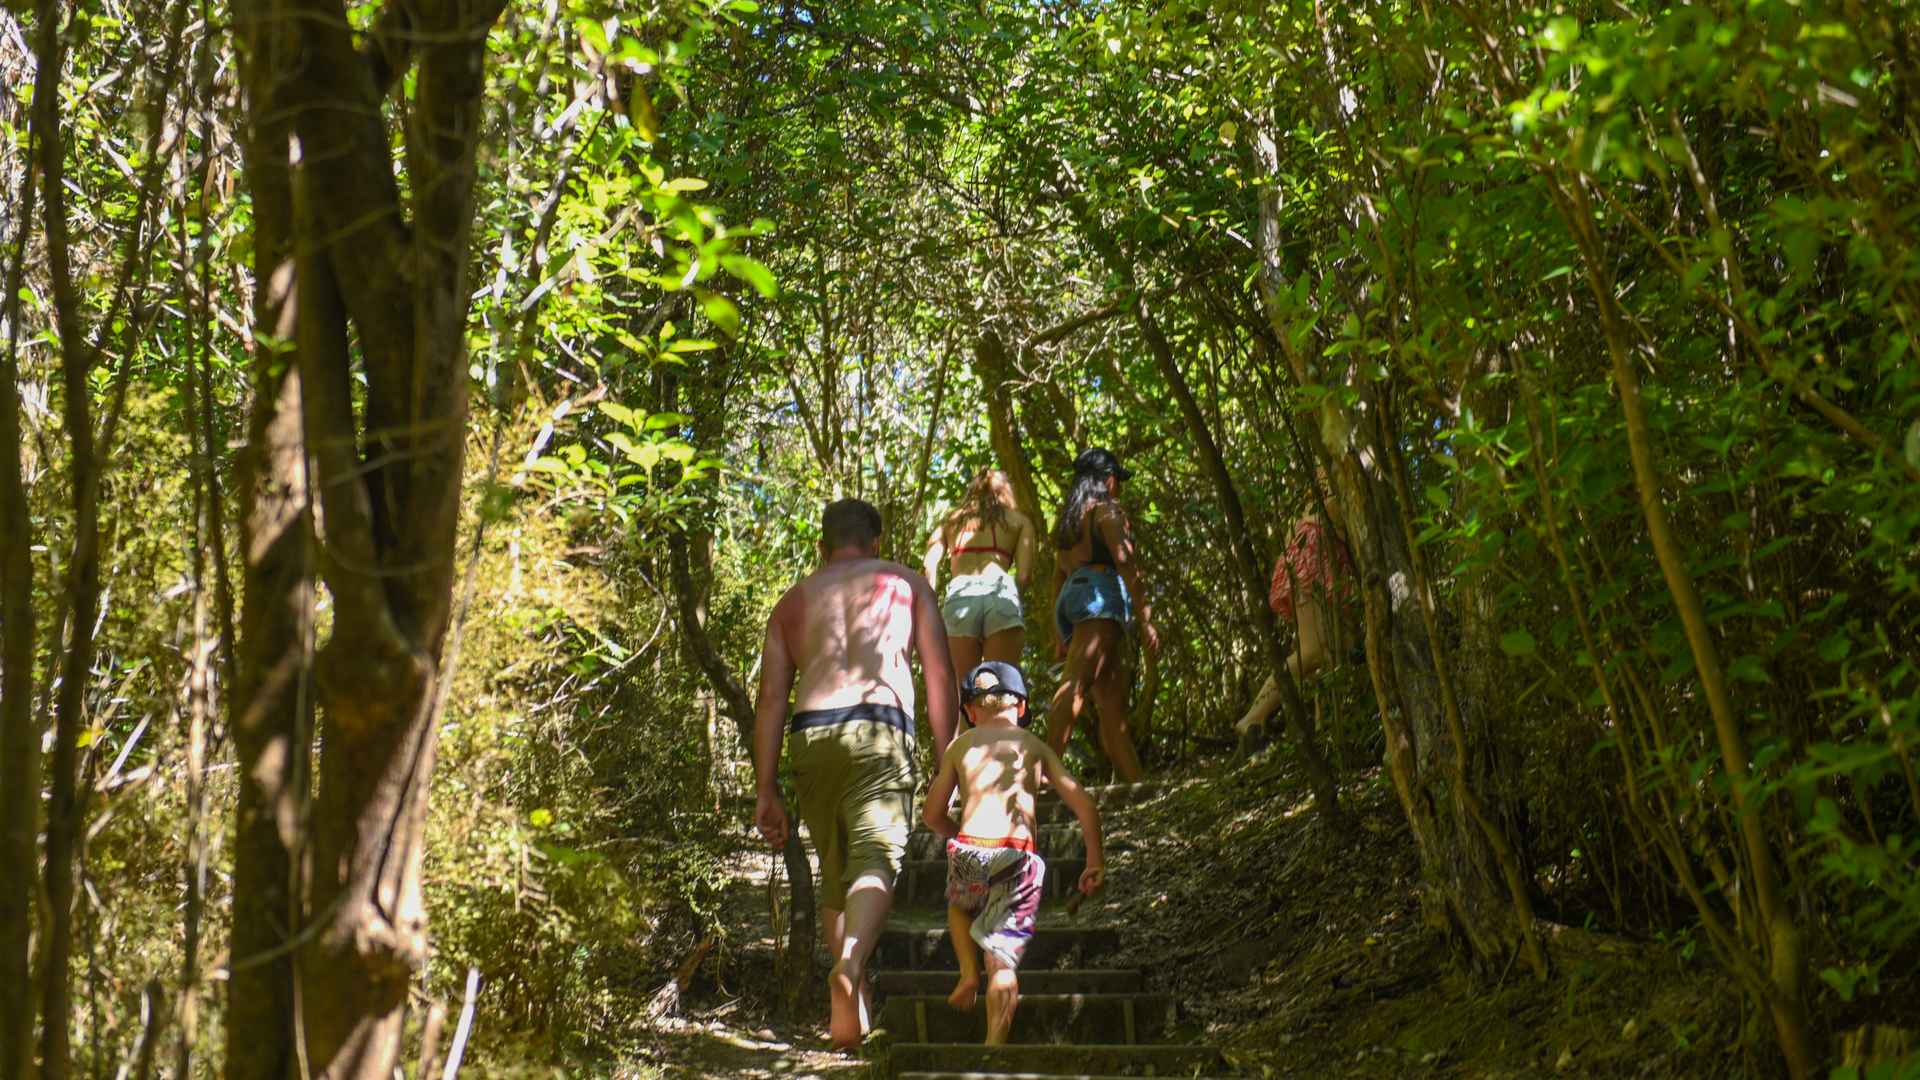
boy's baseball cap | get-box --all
[961,661,1028,702]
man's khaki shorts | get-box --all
[788,705,916,910]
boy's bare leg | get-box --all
[984,956,1020,1045]
[828,873,891,1050]
[946,906,981,1011]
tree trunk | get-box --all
[32,0,102,1065]
[1077,216,1342,823]
[972,330,1056,606]
[1250,121,1535,976]
[224,1,508,1073]
[666,529,818,967]
[1560,176,1811,1077]
[0,79,41,1080]
[226,1,312,1072]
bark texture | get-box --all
[0,114,40,1080]
[225,0,508,1073]
[971,330,1056,607]
[667,530,819,985]
[33,0,100,1068]
[227,1,310,1072]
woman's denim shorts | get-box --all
[1054,565,1131,642]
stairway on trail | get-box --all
[867,781,1239,1080]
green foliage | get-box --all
[11,0,1920,1071]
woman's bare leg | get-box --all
[1048,622,1100,756]
[1234,674,1285,741]
[1086,621,1143,782]
[949,635,983,694]
[1289,596,1331,681]
[981,626,1024,665]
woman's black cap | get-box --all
[1073,447,1133,481]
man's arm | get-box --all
[751,592,799,849]
[909,570,958,758]
[1037,738,1105,896]
[1101,505,1158,652]
[921,743,962,838]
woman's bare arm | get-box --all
[922,525,946,584]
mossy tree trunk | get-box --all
[225,0,507,1074]
[1251,120,1545,981]
[0,80,39,1079]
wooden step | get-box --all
[885,1042,1230,1078]
[875,924,1119,970]
[879,992,1177,1044]
[873,968,1145,998]
[895,858,1086,908]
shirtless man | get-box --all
[753,498,959,1050]
[921,661,1105,1045]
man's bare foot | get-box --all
[946,973,980,1012]
[828,960,866,1051]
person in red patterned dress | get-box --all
[1234,472,1355,749]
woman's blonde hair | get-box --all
[943,468,1016,546]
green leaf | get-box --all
[721,254,778,298]
[1817,632,1853,663]
[1500,629,1537,657]
[1540,16,1579,52]
[572,17,609,55]
[701,291,742,336]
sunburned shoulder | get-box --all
[860,558,926,584]
[809,558,924,587]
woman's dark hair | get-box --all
[1051,470,1114,549]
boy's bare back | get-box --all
[945,726,1063,845]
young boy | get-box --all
[921,661,1106,1045]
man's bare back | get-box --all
[770,556,929,715]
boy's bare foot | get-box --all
[946,973,980,1012]
[827,960,866,1050]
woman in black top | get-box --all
[1048,448,1159,781]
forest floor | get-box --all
[592,748,1751,1079]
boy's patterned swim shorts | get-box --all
[945,836,1047,968]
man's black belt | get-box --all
[789,702,913,734]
